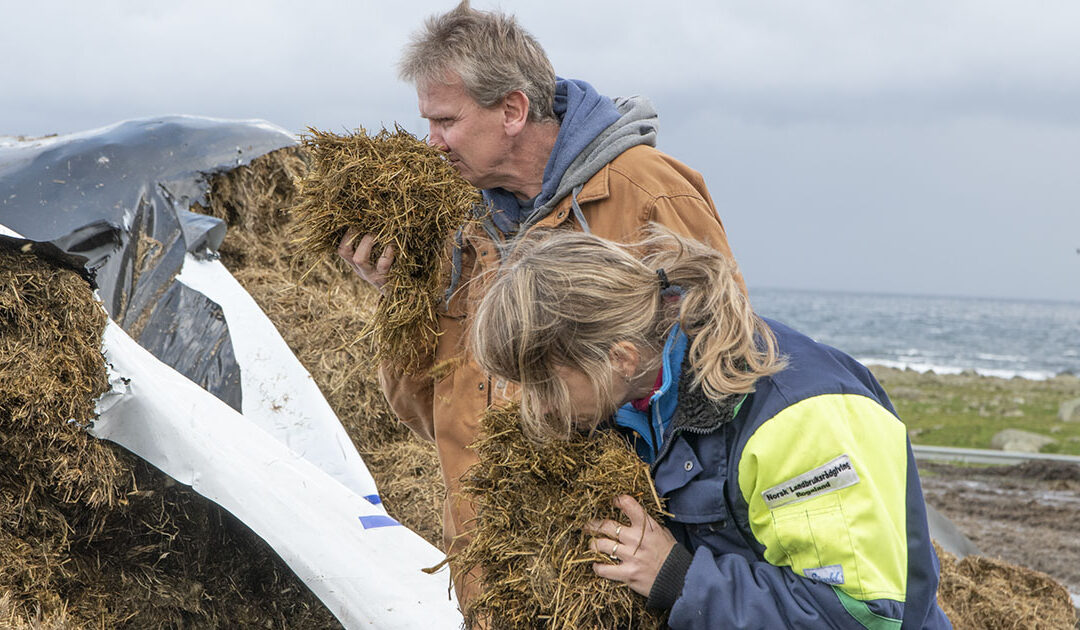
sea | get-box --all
[749,288,1080,381]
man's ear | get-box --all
[502,90,530,136]
[609,341,641,380]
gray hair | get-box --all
[398,1,557,122]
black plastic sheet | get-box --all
[0,116,296,410]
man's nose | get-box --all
[427,125,449,152]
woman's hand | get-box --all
[585,494,677,597]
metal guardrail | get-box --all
[912,445,1080,466]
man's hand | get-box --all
[337,228,395,291]
[585,494,677,597]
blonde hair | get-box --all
[398,1,557,122]
[470,228,786,441]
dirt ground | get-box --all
[920,459,1080,601]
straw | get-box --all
[290,126,479,373]
[452,403,668,629]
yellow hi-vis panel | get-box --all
[738,394,909,602]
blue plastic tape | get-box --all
[359,515,400,529]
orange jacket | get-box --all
[377,143,743,598]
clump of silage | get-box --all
[290,126,479,374]
[453,404,667,630]
[0,247,120,509]
[191,146,446,545]
[0,245,340,629]
[935,544,1078,630]
[0,589,72,630]
[0,246,122,623]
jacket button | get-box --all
[481,250,488,256]
[684,460,694,472]
[478,383,485,391]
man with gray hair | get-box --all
[339,0,743,608]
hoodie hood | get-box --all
[481,77,659,235]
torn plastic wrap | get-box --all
[92,320,460,629]
[0,115,295,408]
[174,252,379,497]
[0,115,383,493]
[1,118,459,627]
[1,227,459,627]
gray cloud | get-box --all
[2,0,1078,300]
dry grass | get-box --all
[290,126,478,374]
[0,589,72,630]
[936,543,1078,629]
[453,403,667,630]
[0,245,339,629]
[191,145,446,545]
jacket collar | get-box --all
[668,348,747,435]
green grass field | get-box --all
[869,367,1080,456]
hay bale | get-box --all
[0,247,120,510]
[192,146,445,545]
[936,543,1078,629]
[290,126,479,374]
[0,245,118,621]
[454,404,667,630]
[0,245,340,628]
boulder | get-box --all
[991,429,1056,453]
[1058,397,1080,422]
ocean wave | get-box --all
[856,357,1055,381]
[753,288,1080,381]
[974,352,1027,363]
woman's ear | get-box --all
[609,341,641,381]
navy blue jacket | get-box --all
[627,319,952,629]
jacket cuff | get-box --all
[646,543,693,610]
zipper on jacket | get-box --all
[649,394,748,474]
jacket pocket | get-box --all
[654,440,703,498]
[770,494,860,591]
[658,440,731,525]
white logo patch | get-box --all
[804,564,845,585]
[761,454,860,510]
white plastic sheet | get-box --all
[176,253,379,499]
[92,321,461,629]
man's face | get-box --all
[417,77,510,190]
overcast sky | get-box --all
[3,0,1078,302]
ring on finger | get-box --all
[609,542,619,561]
[614,525,622,539]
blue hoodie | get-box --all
[481,77,652,234]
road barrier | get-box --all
[913,445,1080,466]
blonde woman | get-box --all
[470,229,951,629]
